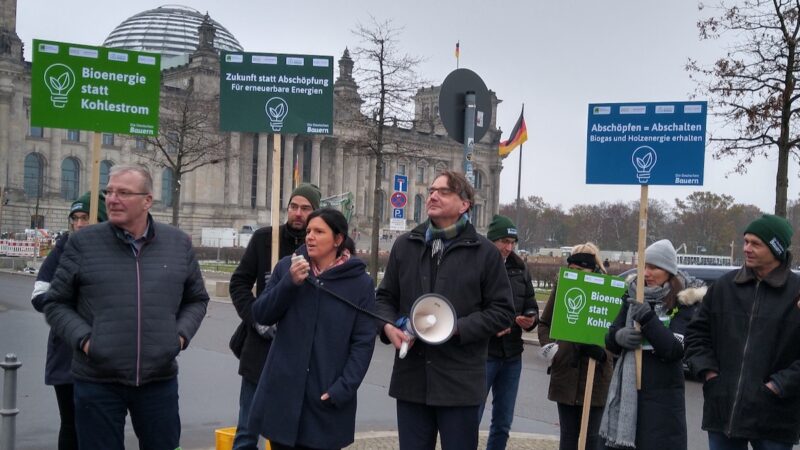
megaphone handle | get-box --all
[399,340,409,359]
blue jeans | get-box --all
[73,378,180,450]
[233,377,260,450]
[479,356,522,450]
[708,431,792,450]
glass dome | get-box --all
[103,4,243,57]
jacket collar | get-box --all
[110,214,155,242]
[409,220,479,245]
[734,252,794,288]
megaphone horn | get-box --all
[409,293,456,345]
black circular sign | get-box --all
[438,68,492,144]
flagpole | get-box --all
[515,104,524,230]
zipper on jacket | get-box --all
[135,254,142,386]
[726,280,761,436]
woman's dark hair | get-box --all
[306,208,349,256]
[662,274,684,311]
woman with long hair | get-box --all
[538,242,613,450]
[601,239,706,450]
[250,208,376,450]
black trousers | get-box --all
[556,402,604,450]
[54,383,77,450]
[270,442,339,450]
[396,399,480,450]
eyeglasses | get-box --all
[101,189,149,199]
[427,187,456,197]
[69,214,90,224]
[288,203,313,212]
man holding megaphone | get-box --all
[376,171,515,450]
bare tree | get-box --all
[351,17,424,281]
[687,0,800,216]
[139,80,230,226]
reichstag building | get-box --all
[0,3,504,239]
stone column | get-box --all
[282,134,295,207]
[0,79,12,190]
[333,144,344,195]
[226,132,241,206]
[256,133,268,210]
[310,135,321,187]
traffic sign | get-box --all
[394,174,408,192]
[390,192,407,208]
[393,208,404,219]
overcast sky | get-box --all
[15,0,796,213]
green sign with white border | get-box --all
[31,39,161,136]
[550,268,627,346]
[219,51,333,135]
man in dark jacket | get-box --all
[685,214,800,450]
[376,171,515,450]
[228,182,320,450]
[44,164,209,450]
[480,215,538,450]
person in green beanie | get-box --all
[686,214,800,449]
[480,215,538,450]
[30,191,106,450]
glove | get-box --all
[614,326,642,350]
[577,344,608,363]
[628,301,655,324]
[254,323,277,339]
[540,342,559,362]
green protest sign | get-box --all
[549,268,627,346]
[31,39,161,136]
[219,51,333,135]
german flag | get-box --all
[498,109,527,156]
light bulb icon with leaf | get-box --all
[43,63,76,108]
[564,287,587,324]
[631,145,658,183]
[265,97,289,132]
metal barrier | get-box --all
[0,354,21,450]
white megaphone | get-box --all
[398,293,457,359]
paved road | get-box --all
[0,270,724,449]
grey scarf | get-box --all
[599,305,638,449]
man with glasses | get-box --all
[45,164,209,450]
[228,182,321,450]
[376,171,514,450]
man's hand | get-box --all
[384,323,412,350]
[515,315,536,330]
[704,370,719,382]
[766,380,780,395]
[496,327,511,337]
[82,339,90,355]
[179,335,185,350]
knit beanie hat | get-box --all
[289,183,321,210]
[70,191,107,222]
[744,214,793,261]
[487,215,518,242]
[645,239,678,275]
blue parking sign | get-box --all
[393,208,404,219]
[586,101,707,185]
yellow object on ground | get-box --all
[215,427,271,450]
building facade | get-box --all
[0,2,504,240]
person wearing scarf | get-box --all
[376,170,515,450]
[538,242,613,450]
[250,208,376,450]
[601,239,706,450]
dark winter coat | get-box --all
[375,221,515,406]
[605,274,706,450]
[229,224,305,384]
[31,234,72,386]
[44,217,209,386]
[487,251,538,359]
[539,280,613,407]
[685,256,800,444]
[249,247,376,449]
